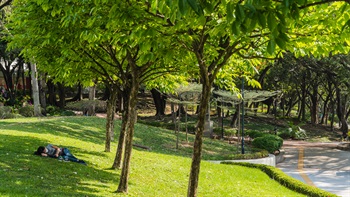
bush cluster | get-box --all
[0,106,17,119]
[0,104,76,118]
[65,100,107,113]
[46,105,76,117]
[246,130,268,139]
[18,105,34,117]
[222,162,337,197]
[252,134,283,153]
[213,127,237,136]
[46,105,61,116]
[228,150,269,160]
[278,127,307,140]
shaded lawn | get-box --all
[0,116,305,196]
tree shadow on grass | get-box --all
[131,122,241,160]
[1,116,244,161]
[0,134,120,197]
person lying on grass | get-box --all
[34,144,86,165]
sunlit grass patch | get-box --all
[0,116,305,197]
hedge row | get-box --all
[227,150,269,160]
[0,105,76,119]
[221,162,337,197]
[252,134,283,153]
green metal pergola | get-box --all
[166,83,281,152]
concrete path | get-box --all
[277,143,350,197]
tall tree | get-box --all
[7,0,189,193]
[155,1,350,196]
[29,62,41,116]
[0,40,24,105]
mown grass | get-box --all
[0,116,305,197]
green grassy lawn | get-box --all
[0,116,305,197]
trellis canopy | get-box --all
[166,83,280,106]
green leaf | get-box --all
[267,12,277,31]
[295,0,306,5]
[340,4,348,14]
[341,19,350,32]
[151,0,158,13]
[244,3,256,17]
[267,39,276,54]
[231,21,241,36]
[187,0,203,15]
[275,37,286,49]
[291,3,300,20]
[235,4,245,22]
[279,32,290,42]
[165,0,173,7]
[243,18,252,32]
[41,3,50,12]
[178,0,188,16]
[226,3,234,22]
[248,15,258,31]
[276,12,286,26]
[257,12,266,29]
[203,0,213,13]
[283,0,290,8]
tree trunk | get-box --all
[67,83,83,102]
[105,85,118,152]
[39,72,47,115]
[21,63,26,95]
[113,89,129,169]
[87,84,96,116]
[217,101,223,128]
[299,75,307,121]
[30,63,41,116]
[336,87,349,138]
[320,94,330,125]
[151,88,166,117]
[2,65,15,105]
[101,85,110,100]
[57,82,65,109]
[117,73,140,193]
[262,97,273,114]
[46,79,57,106]
[309,84,319,125]
[171,103,177,131]
[187,80,211,197]
[230,106,239,128]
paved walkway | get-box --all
[277,141,350,197]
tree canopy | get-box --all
[5,0,350,196]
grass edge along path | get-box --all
[0,116,306,196]
[222,162,338,197]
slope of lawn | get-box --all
[0,116,305,197]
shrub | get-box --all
[222,162,337,197]
[0,106,16,119]
[18,105,34,117]
[65,100,107,113]
[278,128,292,139]
[227,150,269,160]
[213,127,238,136]
[60,110,76,116]
[246,130,268,139]
[46,105,61,116]
[252,134,283,153]
[279,127,307,140]
[0,95,6,103]
[293,127,308,140]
